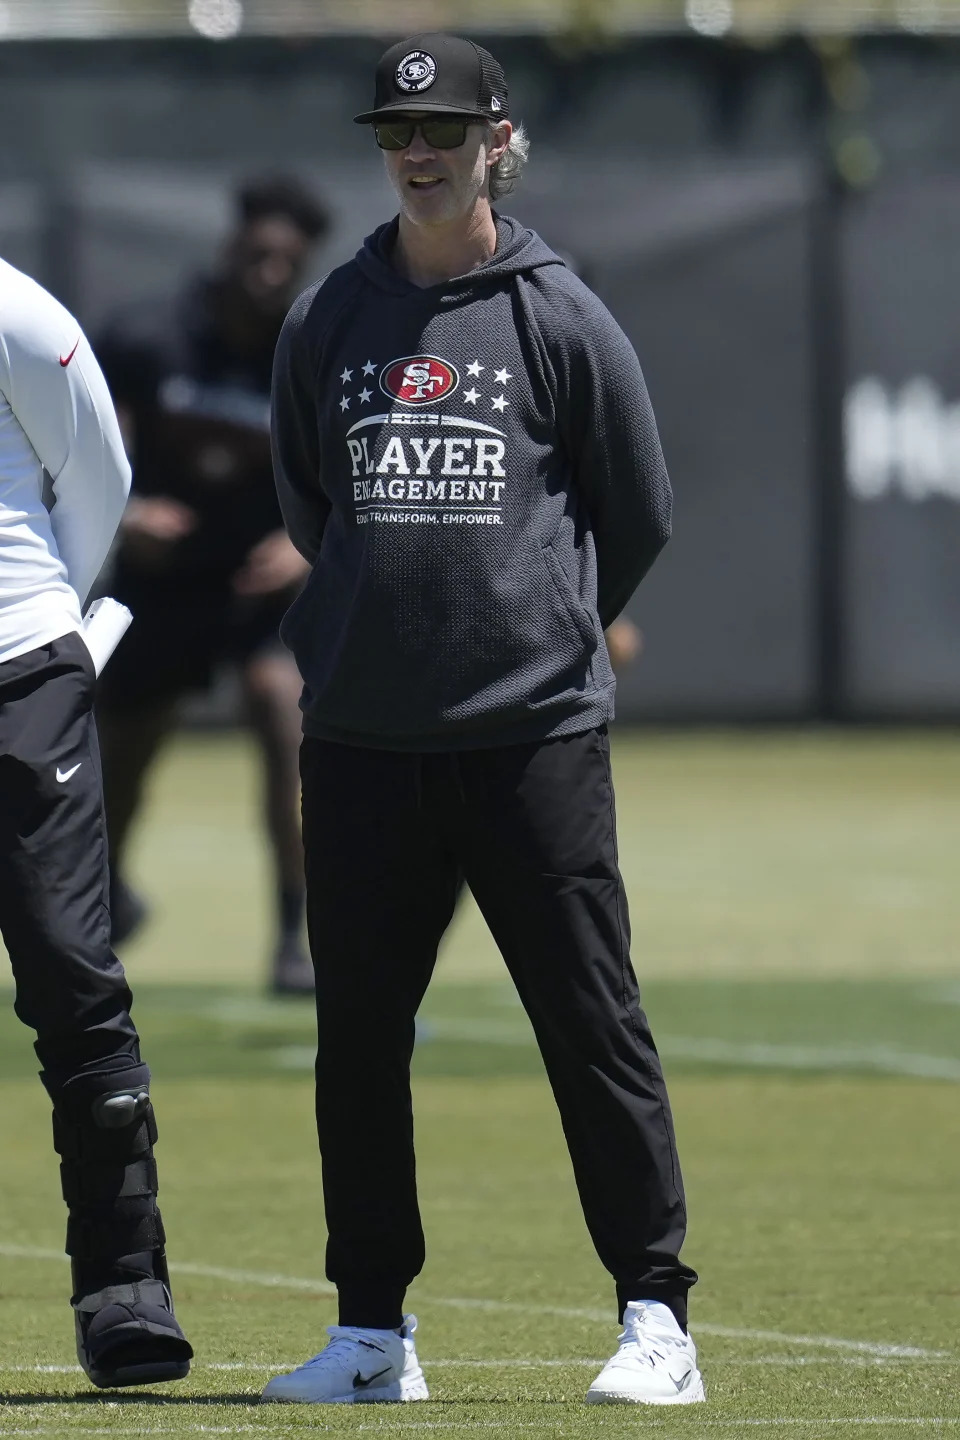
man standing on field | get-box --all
[263,33,702,1408]
[0,257,191,1388]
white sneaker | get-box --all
[261,1313,428,1404]
[586,1300,705,1405]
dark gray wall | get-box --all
[842,179,960,716]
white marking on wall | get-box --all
[846,376,960,502]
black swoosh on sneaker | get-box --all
[353,1366,393,1389]
[670,1367,694,1392]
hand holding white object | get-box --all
[81,597,133,676]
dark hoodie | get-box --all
[271,215,671,750]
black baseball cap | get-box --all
[354,33,510,125]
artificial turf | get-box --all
[1,730,958,1439]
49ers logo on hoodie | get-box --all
[380,355,459,406]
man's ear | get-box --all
[486,120,513,169]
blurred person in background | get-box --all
[94,175,330,995]
[0,256,191,1387]
[262,33,701,1410]
[605,614,643,671]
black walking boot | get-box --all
[72,1249,192,1389]
[50,1071,193,1388]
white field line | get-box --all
[925,984,960,1006]
[404,1018,960,1083]
[149,990,960,1085]
[3,1356,957,1377]
[660,1037,960,1083]
[0,1247,336,1297]
[689,1324,944,1359]
[0,1244,947,1362]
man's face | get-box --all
[225,215,313,316]
[380,114,512,227]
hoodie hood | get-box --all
[354,213,565,297]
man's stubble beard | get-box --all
[390,150,490,229]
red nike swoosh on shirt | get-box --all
[59,338,81,367]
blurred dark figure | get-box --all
[95,175,330,995]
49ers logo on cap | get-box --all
[381,355,459,406]
[396,51,437,94]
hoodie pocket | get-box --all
[542,542,598,652]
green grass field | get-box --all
[1,729,959,1439]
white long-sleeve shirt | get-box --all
[0,256,130,664]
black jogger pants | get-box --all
[301,727,697,1330]
[0,632,141,1094]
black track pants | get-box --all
[301,728,697,1331]
[0,633,141,1093]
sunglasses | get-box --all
[374,117,473,151]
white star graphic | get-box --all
[339,395,351,412]
[463,387,480,405]
[466,360,484,378]
[362,360,376,376]
[358,387,372,404]
[340,367,353,385]
[494,367,512,386]
[492,394,509,413]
